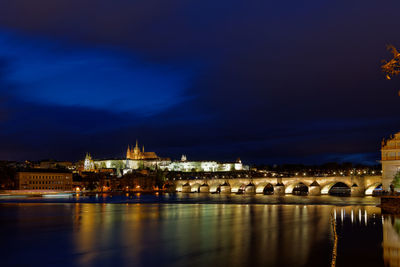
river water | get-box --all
[0,194,398,267]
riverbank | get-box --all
[380,196,400,213]
[0,189,168,196]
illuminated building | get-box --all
[159,156,244,172]
[84,153,95,171]
[16,169,72,191]
[381,132,400,190]
[82,141,246,175]
[126,140,158,160]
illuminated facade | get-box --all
[84,153,95,171]
[159,156,244,172]
[381,132,400,190]
[17,170,72,191]
[82,142,246,175]
[126,141,158,160]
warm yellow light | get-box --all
[75,187,80,192]
[136,185,140,189]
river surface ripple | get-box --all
[0,194,396,267]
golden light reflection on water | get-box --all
[72,204,336,267]
[0,203,387,267]
[383,216,400,267]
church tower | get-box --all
[126,140,158,160]
[133,140,141,157]
[84,153,95,171]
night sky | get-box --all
[1,0,400,165]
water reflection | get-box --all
[70,204,334,267]
[383,216,400,267]
[0,203,386,267]
[331,206,382,266]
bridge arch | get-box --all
[285,182,308,194]
[263,183,274,195]
[365,182,382,195]
[231,182,247,193]
[220,182,231,193]
[255,182,274,194]
[321,182,351,195]
[191,183,201,193]
[245,182,256,194]
[199,183,210,193]
[181,182,191,193]
[209,182,221,193]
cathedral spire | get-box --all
[136,139,139,148]
[142,145,145,153]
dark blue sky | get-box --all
[0,0,400,164]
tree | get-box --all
[392,171,400,190]
[382,45,400,95]
[154,170,166,189]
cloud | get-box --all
[0,30,192,115]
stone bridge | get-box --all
[168,175,382,196]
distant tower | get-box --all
[84,153,95,171]
[126,145,131,159]
[133,140,141,158]
[181,154,187,161]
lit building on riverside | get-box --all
[16,169,73,191]
[381,132,400,190]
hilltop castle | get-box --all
[81,140,247,175]
[126,140,158,160]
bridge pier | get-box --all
[351,185,364,197]
[220,183,231,194]
[309,181,321,196]
[182,183,191,193]
[199,184,210,193]
[274,183,285,195]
